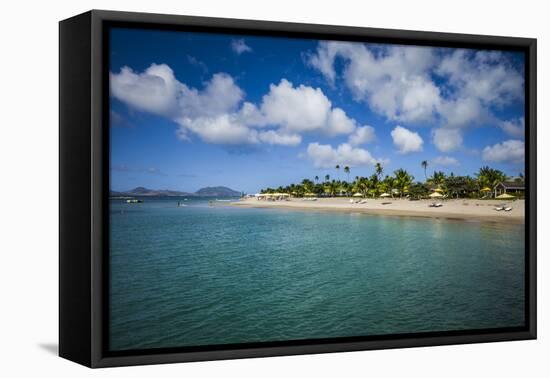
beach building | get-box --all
[494,181,525,198]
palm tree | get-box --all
[301,179,314,193]
[379,176,393,197]
[335,164,340,180]
[375,162,383,180]
[445,175,471,198]
[323,183,333,197]
[329,180,338,197]
[337,181,349,196]
[408,182,430,200]
[351,177,363,197]
[352,177,363,196]
[421,160,428,181]
[368,173,379,197]
[430,171,446,188]
[259,164,512,201]
[344,166,350,182]
[476,166,506,197]
[393,169,414,198]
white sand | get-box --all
[231,197,525,224]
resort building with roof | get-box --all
[494,181,526,198]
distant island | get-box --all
[194,186,242,197]
[110,186,242,198]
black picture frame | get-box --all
[59,9,537,368]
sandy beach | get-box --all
[231,197,525,224]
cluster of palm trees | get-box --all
[260,162,522,199]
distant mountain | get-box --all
[110,187,193,197]
[109,190,124,197]
[110,186,241,198]
[195,186,241,197]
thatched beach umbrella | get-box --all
[380,193,391,198]
[495,193,515,200]
[352,193,363,197]
[429,192,443,198]
[480,187,492,192]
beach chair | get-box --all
[504,207,512,212]
[494,204,505,211]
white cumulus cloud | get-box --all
[326,107,357,135]
[257,130,302,146]
[437,50,524,107]
[482,140,525,163]
[258,79,357,136]
[432,156,459,167]
[110,64,183,116]
[231,39,252,54]
[111,65,244,119]
[391,126,423,154]
[306,142,381,169]
[432,128,463,153]
[435,50,524,128]
[348,125,376,146]
[499,117,525,138]
[308,41,441,123]
[111,65,362,147]
[437,97,486,128]
[259,79,331,132]
[308,42,525,146]
[177,114,258,145]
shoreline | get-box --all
[231,197,525,225]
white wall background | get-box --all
[0,0,547,376]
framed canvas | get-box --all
[59,10,537,368]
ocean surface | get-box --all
[109,197,525,351]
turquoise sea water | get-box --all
[109,197,525,351]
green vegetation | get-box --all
[260,163,523,199]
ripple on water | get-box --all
[109,199,525,351]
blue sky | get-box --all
[110,28,525,194]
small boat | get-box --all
[126,199,143,204]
